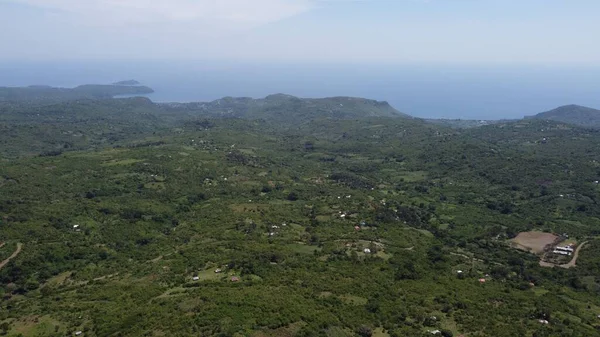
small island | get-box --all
[0,82,154,102]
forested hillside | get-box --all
[2,94,600,336]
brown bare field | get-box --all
[512,232,558,254]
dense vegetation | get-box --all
[2,89,600,336]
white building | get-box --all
[555,246,574,252]
[553,250,571,256]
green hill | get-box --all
[529,104,600,127]
[0,93,412,158]
[163,94,409,124]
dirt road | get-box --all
[560,241,587,269]
[0,243,23,270]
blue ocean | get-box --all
[1,61,599,120]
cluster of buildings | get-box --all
[552,244,574,256]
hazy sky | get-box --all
[2,0,599,64]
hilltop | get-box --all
[0,92,417,158]
[529,104,600,127]
[113,80,142,86]
[162,94,409,124]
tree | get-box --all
[441,329,453,337]
[357,326,373,337]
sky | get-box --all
[1,0,600,65]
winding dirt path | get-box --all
[0,243,23,270]
[560,241,587,269]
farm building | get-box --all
[555,246,574,252]
[552,250,571,256]
[192,276,199,281]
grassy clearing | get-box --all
[324,326,354,337]
[339,294,368,306]
[101,158,143,166]
[376,251,393,260]
[395,171,428,182]
[155,286,187,299]
[193,269,224,282]
[45,271,72,286]
[144,182,166,190]
[402,227,434,238]
[4,315,64,337]
[372,327,390,337]
[229,203,269,213]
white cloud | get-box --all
[9,0,316,27]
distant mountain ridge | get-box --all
[5,82,600,130]
[528,104,600,128]
[161,93,410,123]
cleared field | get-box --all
[512,231,558,254]
[101,158,143,166]
[339,294,368,306]
[4,316,64,336]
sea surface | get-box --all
[1,61,599,120]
